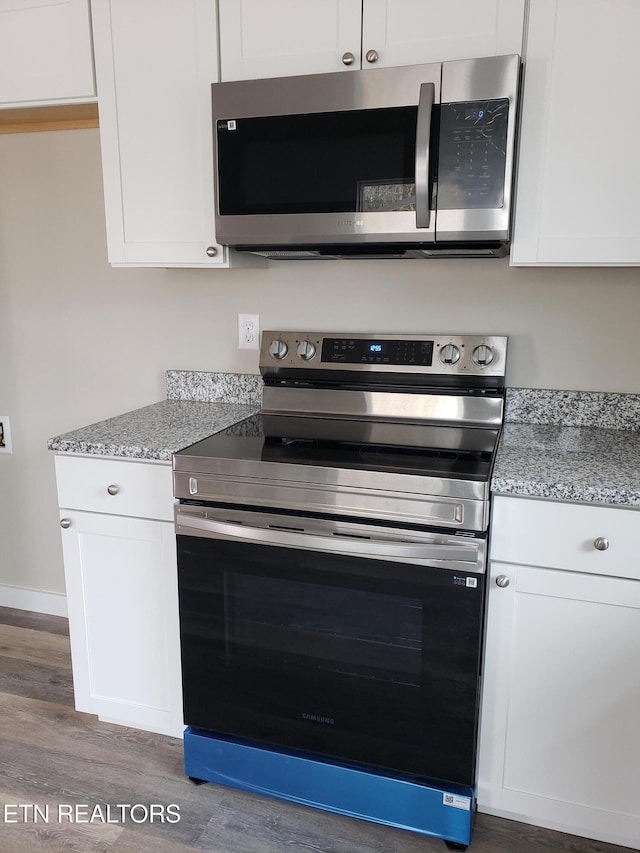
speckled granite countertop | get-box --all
[493,389,640,506]
[492,423,640,506]
[48,376,640,507]
[47,399,259,461]
[47,371,261,461]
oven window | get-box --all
[216,107,417,215]
[225,574,422,687]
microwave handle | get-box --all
[415,82,435,229]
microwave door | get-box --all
[212,63,441,249]
[435,54,520,244]
[214,106,437,248]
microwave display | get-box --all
[216,107,420,216]
[437,99,509,210]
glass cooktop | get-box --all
[176,413,500,483]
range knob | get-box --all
[268,338,288,360]
[439,343,461,366]
[296,340,317,361]
[472,344,495,367]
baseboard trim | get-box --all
[0,584,67,617]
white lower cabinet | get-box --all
[478,496,640,849]
[55,455,183,739]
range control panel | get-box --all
[323,337,434,366]
[260,332,507,377]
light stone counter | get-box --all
[48,377,640,505]
[492,389,640,506]
[47,371,262,461]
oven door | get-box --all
[176,504,486,787]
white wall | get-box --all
[1,128,640,601]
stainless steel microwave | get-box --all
[211,54,520,260]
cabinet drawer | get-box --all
[55,455,174,521]
[490,496,640,580]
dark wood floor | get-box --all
[0,605,632,853]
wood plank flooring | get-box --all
[0,606,632,853]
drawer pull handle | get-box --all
[107,484,120,496]
[593,537,609,551]
[495,575,510,588]
[60,518,72,529]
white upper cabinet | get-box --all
[0,0,95,106]
[219,0,525,81]
[512,0,640,266]
[361,0,524,68]
[219,0,363,79]
[91,0,245,267]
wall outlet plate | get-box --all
[0,416,12,454]
[238,313,260,350]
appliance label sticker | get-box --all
[228,120,236,130]
[453,575,477,588]
[443,793,471,811]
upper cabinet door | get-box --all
[362,0,525,68]
[512,0,640,266]
[219,0,362,80]
[91,0,229,267]
[0,0,95,106]
[219,0,525,81]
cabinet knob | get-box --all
[495,575,510,588]
[365,49,379,63]
[205,246,217,257]
[60,518,72,529]
[107,484,120,496]
[593,537,609,551]
[341,51,355,66]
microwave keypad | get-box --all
[437,98,509,211]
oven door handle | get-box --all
[175,510,482,567]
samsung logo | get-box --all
[337,219,364,227]
[302,713,335,725]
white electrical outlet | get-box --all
[238,313,260,350]
[0,416,12,454]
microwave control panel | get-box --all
[437,98,509,211]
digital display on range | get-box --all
[322,338,434,366]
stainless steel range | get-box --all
[173,331,507,852]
